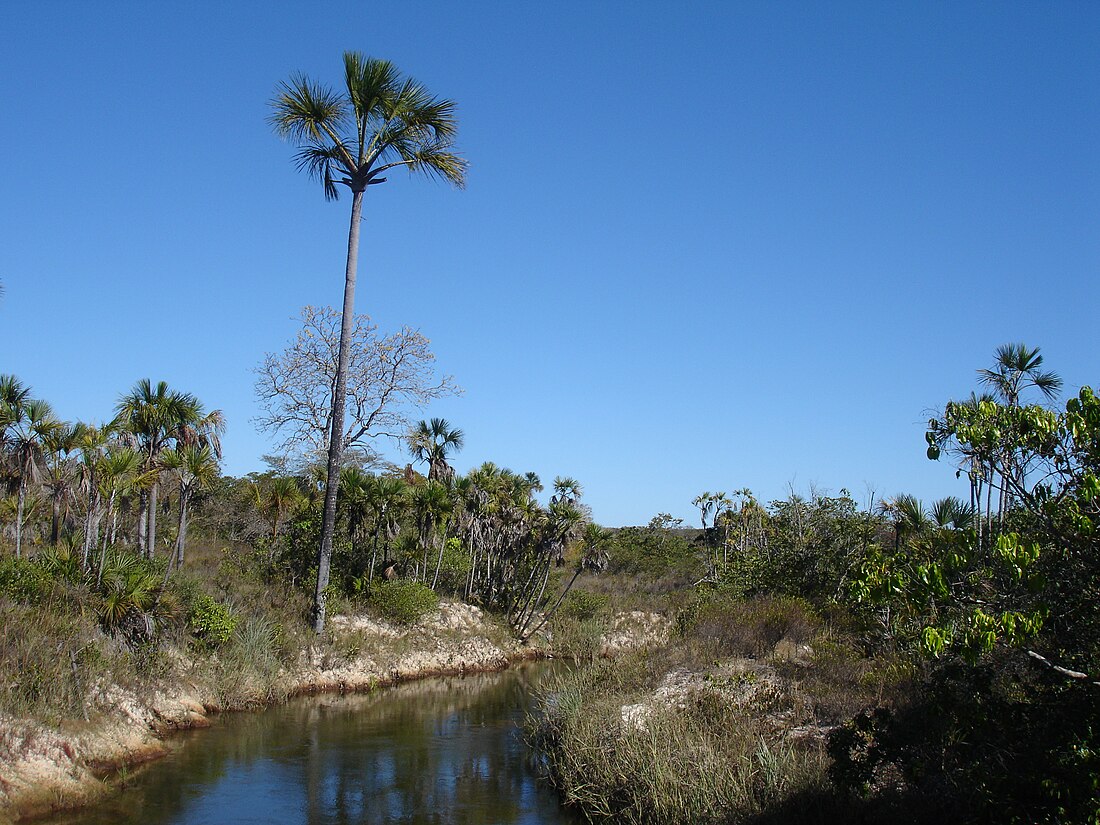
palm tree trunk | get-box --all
[430,523,453,591]
[521,566,582,644]
[147,481,159,559]
[102,490,117,552]
[137,489,148,555]
[50,496,61,546]
[15,479,27,559]
[176,489,189,569]
[314,186,365,635]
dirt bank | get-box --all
[0,603,667,824]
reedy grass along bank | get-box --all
[526,594,916,825]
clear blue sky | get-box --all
[2,2,1098,526]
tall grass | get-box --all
[529,660,832,824]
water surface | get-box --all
[50,662,578,825]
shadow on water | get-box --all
[49,662,580,825]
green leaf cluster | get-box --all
[369,579,438,624]
[189,594,239,649]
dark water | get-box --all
[49,663,579,825]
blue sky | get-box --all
[2,2,1098,526]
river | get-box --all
[47,662,579,825]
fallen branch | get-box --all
[1027,649,1100,686]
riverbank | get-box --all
[527,595,915,825]
[0,602,668,824]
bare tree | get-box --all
[254,305,458,467]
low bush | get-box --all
[370,579,439,624]
[189,594,239,649]
[0,557,51,602]
[559,589,611,621]
[690,594,821,658]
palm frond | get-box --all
[269,75,348,143]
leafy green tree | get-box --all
[270,52,466,633]
[840,382,1100,822]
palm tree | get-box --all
[270,52,466,634]
[77,424,113,567]
[42,422,84,546]
[408,418,464,483]
[977,343,1062,517]
[250,475,304,543]
[160,445,219,569]
[7,397,60,557]
[411,479,452,582]
[978,343,1062,408]
[366,475,407,585]
[97,446,145,575]
[114,380,223,559]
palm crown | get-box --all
[269,52,467,199]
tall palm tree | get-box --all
[411,479,452,582]
[7,398,60,557]
[114,380,222,559]
[160,444,219,569]
[42,422,84,546]
[270,52,466,633]
[977,343,1061,516]
[408,417,464,483]
[977,343,1062,408]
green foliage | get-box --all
[369,579,439,624]
[98,550,166,634]
[608,522,699,585]
[432,536,472,594]
[189,594,239,649]
[559,589,611,622]
[851,532,1046,661]
[0,556,51,601]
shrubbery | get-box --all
[188,594,239,649]
[0,557,51,602]
[370,579,439,624]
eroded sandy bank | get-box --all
[0,603,667,824]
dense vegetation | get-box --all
[3,343,1098,822]
[527,344,1100,824]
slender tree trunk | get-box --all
[367,510,385,588]
[176,490,189,569]
[431,523,453,591]
[15,479,27,559]
[313,186,365,635]
[50,496,61,546]
[103,490,117,552]
[147,481,159,559]
[521,566,583,643]
[137,490,148,555]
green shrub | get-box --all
[370,579,438,624]
[560,589,611,621]
[432,537,472,594]
[189,594,239,649]
[0,556,51,601]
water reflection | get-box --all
[51,663,578,825]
